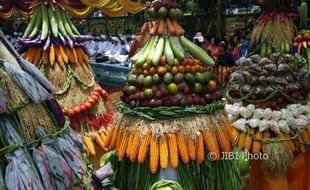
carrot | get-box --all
[33,47,42,66]
[81,48,90,63]
[66,47,75,64]
[83,136,96,156]
[171,20,185,36]
[147,21,153,33]
[303,41,307,48]
[72,48,78,64]
[166,18,176,35]
[55,46,65,69]
[49,44,55,66]
[149,21,159,36]
[140,22,148,35]
[42,50,49,64]
[21,51,28,60]
[158,19,164,35]
[26,47,36,63]
[75,48,84,64]
[59,45,69,64]
[307,41,310,47]
[297,42,303,54]
[94,133,108,151]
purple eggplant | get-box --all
[16,45,29,54]
[67,37,74,48]
[43,32,51,52]
[59,33,67,46]
[44,98,64,127]
[91,175,103,190]
[51,35,60,47]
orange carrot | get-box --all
[303,41,307,48]
[297,42,302,54]
[26,47,36,63]
[166,18,175,35]
[72,48,78,64]
[76,48,85,64]
[66,47,75,64]
[55,46,65,69]
[140,22,148,35]
[171,20,185,36]
[49,44,55,66]
[33,47,42,66]
[147,21,152,33]
[158,19,164,35]
[42,50,49,64]
[59,45,69,64]
[150,21,159,36]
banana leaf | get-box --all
[17,58,55,93]
[2,61,52,103]
[0,89,9,114]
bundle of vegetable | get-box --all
[17,2,113,155]
[226,53,309,108]
[251,10,296,56]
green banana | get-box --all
[260,42,267,57]
[48,7,59,38]
[23,8,38,38]
[65,12,80,35]
[29,6,42,38]
[55,7,68,38]
[41,5,49,41]
[60,9,76,39]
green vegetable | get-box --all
[29,6,42,38]
[131,38,151,62]
[23,8,38,38]
[180,36,214,65]
[152,37,165,66]
[60,9,76,39]
[40,5,49,41]
[260,42,267,57]
[99,150,115,167]
[169,36,185,61]
[135,37,156,66]
[165,36,175,65]
[147,37,159,65]
[300,2,308,29]
[64,12,80,35]
[236,149,251,176]
[55,7,68,38]
[48,7,58,38]
[149,180,184,190]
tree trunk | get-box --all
[216,0,225,39]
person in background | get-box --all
[228,41,240,59]
[201,35,211,52]
[240,32,251,57]
[193,32,204,46]
[233,35,242,52]
[207,37,220,60]
[216,42,236,67]
[105,36,122,56]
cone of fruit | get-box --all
[103,1,242,189]
[17,0,113,157]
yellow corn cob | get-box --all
[167,133,179,169]
[187,138,196,161]
[252,130,262,153]
[216,126,231,152]
[262,131,270,152]
[150,137,159,174]
[196,132,204,164]
[109,126,119,150]
[244,129,254,152]
[137,128,152,164]
[104,127,114,149]
[282,133,295,152]
[202,130,220,160]
[176,132,189,164]
[129,128,141,161]
[159,136,169,169]
[116,130,124,151]
[126,131,134,158]
[118,129,129,160]
[238,132,247,150]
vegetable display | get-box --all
[17,1,113,156]
[0,29,88,189]
[104,1,241,189]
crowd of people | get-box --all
[192,31,251,67]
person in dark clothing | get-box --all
[215,42,236,67]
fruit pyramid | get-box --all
[0,29,88,189]
[225,0,310,182]
[104,1,242,189]
[17,1,113,156]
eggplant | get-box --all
[44,98,64,127]
[67,37,74,48]
[58,33,67,46]
[16,45,29,54]
[43,32,51,52]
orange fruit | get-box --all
[142,63,150,70]
[167,83,178,95]
[165,65,172,72]
[132,68,138,75]
[143,70,149,76]
[149,67,157,75]
[191,66,197,73]
[178,65,185,73]
[185,65,191,73]
[195,65,202,72]
[136,67,143,75]
[157,66,167,76]
[160,56,167,65]
[174,59,180,66]
[171,66,179,74]
[208,80,217,90]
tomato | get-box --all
[91,95,98,101]
[80,105,87,112]
[94,87,102,93]
[67,109,76,117]
[84,102,92,110]
[160,56,167,65]
[88,98,96,105]
[92,91,100,97]
[73,107,81,114]
[101,89,109,98]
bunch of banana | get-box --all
[100,3,126,17]
[117,0,142,14]
[63,4,94,18]
[0,8,13,19]
[80,0,111,8]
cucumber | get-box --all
[60,9,76,39]
[48,7,58,38]
[55,7,68,38]
[135,37,156,66]
[23,8,38,38]
[260,42,267,57]
[40,5,49,41]
[180,36,214,65]
[172,36,185,54]
[165,36,175,65]
[284,42,290,53]
[147,37,159,65]
[64,12,80,35]
[300,2,308,29]
[169,36,185,61]
[152,37,165,66]
[131,38,151,62]
[29,6,42,38]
